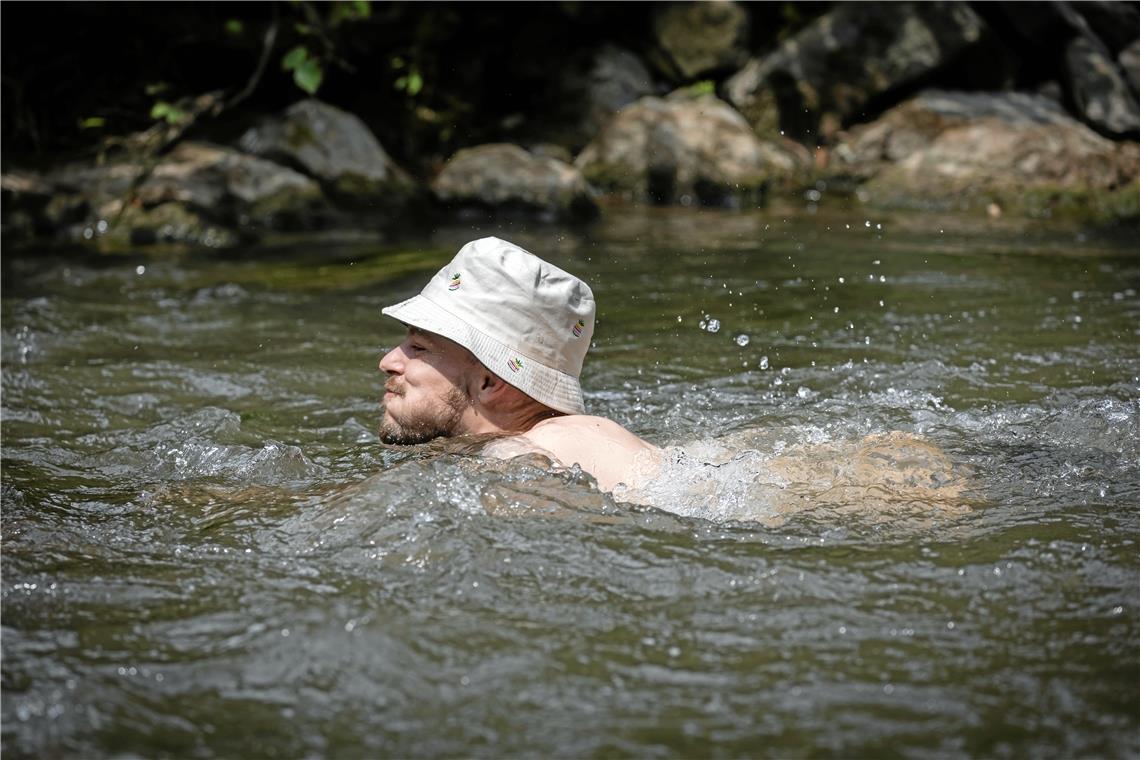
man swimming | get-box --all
[379,236,659,492]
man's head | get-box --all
[378,237,596,443]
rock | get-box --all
[651,1,749,82]
[834,90,1140,217]
[431,143,598,221]
[137,142,327,230]
[238,99,415,207]
[91,203,242,249]
[1063,35,1140,137]
[575,93,807,207]
[528,44,655,152]
[579,45,656,139]
[724,2,986,145]
[1121,40,1140,97]
[1071,1,1140,55]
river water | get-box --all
[3,205,1138,757]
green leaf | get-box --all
[282,45,309,71]
[224,19,244,35]
[406,70,423,96]
[689,80,715,96]
[150,101,189,125]
[293,58,323,95]
[144,82,169,96]
[351,1,371,19]
[79,117,106,129]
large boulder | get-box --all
[1121,40,1140,97]
[576,93,806,207]
[1063,35,1140,137]
[3,142,329,248]
[136,142,327,229]
[650,1,750,82]
[723,2,986,145]
[833,90,1140,217]
[980,3,1140,137]
[238,99,415,208]
[534,44,655,151]
[431,143,598,221]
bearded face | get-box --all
[378,328,475,445]
[379,380,469,445]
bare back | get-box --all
[487,415,661,492]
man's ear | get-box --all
[470,365,509,405]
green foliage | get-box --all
[150,100,190,125]
[395,70,423,96]
[689,80,716,97]
[282,45,323,95]
[329,0,371,27]
[391,56,424,98]
[224,19,244,35]
[78,117,106,130]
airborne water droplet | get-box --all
[735,334,749,347]
[759,356,769,370]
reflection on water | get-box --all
[3,204,1139,757]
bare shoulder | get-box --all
[515,415,661,492]
[523,415,656,452]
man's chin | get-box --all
[379,416,441,446]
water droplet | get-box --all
[135,265,146,276]
[838,276,845,284]
[759,356,769,370]
[864,220,871,228]
[735,334,749,347]
[705,318,720,333]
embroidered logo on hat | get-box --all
[572,319,585,338]
[448,273,462,291]
[507,357,524,373]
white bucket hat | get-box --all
[381,237,595,415]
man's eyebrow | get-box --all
[408,327,434,343]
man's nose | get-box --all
[379,345,404,374]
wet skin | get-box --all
[378,328,472,445]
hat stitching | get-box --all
[415,293,581,382]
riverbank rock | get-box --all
[576,93,806,207]
[238,99,416,208]
[535,44,655,152]
[832,90,1140,218]
[1063,35,1140,137]
[650,1,749,82]
[1122,40,1140,96]
[723,2,986,145]
[431,143,597,221]
[2,142,331,249]
[135,142,327,229]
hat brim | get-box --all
[382,294,587,415]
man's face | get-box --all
[378,328,473,445]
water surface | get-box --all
[3,204,1139,756]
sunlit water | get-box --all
[3,205,1139,757]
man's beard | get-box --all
[380,384,470,445]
